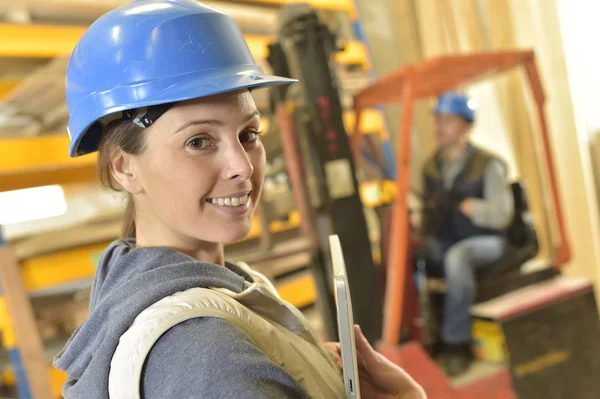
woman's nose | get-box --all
[225,144,254,181]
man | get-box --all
[419,91,514,376]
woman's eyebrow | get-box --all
[173,111,261,134]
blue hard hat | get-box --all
[433,91,476,123]
[66,0,296,157]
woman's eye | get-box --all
[186,137,212,150]
[240,130,263,144]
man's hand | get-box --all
[459,198,475,218]
[324,326,426,399]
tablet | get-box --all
[329,234,361,398]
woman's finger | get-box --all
[353,325,378,367]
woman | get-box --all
[54,1,426,398]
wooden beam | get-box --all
[14,220,121,260]
[0,245,53,399]
[235,0,353,12]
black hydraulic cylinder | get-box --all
[270,6,383,343]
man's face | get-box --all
[435,113,471,149]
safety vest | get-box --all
[108,263,345,399]
[422,144,506,242]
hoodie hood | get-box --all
[53,239,252,398]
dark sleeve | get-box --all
[141,317,309,399]
[420,169,435,237]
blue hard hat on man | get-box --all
[65,0,295,157]
[433,91,476,123]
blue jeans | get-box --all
[422,236,506,344]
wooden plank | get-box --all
[0,245,53,399]
[251,252,311,279]
[14,220,121,260]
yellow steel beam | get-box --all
[19,242,106,292]
[0,24,83,58]
[277,273,316,309]
[337,40,370,69]
[0,79,19,100]
[0,135,97,192]
[343,109,385,137]
[0,23,367,68]
[0,135,94,171]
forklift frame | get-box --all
[351,50,572,346]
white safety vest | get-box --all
[108,263,345,398]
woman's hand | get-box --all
[324,326,426,399]
[354,325,426,399]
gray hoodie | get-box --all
[53,240,309,398]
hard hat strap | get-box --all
[123,104,172,128]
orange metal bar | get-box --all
[523,57,571,266]
[382,79,415,345]
[275,103,319,250]
[351,108,363,161]
[0,246,54,399]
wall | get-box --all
[554,0,600,225]
[508,0,600,288]
[554,0,600,138]
[468,82,519,181]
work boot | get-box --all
[440,343,473,377]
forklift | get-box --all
[264,4,600,397]
[352,51,600,398]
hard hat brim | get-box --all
[68,66,296,157]
[432,105,474,123]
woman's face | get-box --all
[129,90,265,245]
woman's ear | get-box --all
[109,150,144,194]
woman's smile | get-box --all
[206,190,252,216]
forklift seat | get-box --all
[424,181,540,301]
[475,181,539,279]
